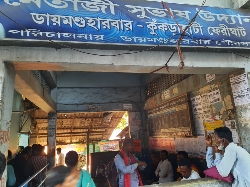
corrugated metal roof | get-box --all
[30,109,125,145]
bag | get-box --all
[204,166,234,183]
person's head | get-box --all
[150,152,159,163]
[20,150,29,160]
[57,148,62,155]
[178,158,192,179]
[24,146,32,157]
[177,151,188,162]
[214,127,233,150]
[0,152,6,178]
[7,150,12,161]
[45,166,72,187]
[32,144,40,155]
[160,150,168,161]
[18,146,24,153]
[122,139,134,153]
[65,151,78,167]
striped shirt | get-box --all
[31,156,47,180]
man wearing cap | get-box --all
[114,138,147,187]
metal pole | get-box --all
[93,142,95,153]
[86,129,90,172]
[19,163,49,187]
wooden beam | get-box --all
[35,117,122,120]
[86,129,90,172]
[29,131,105,136]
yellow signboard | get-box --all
[204,120,224,131]
[56,144,85,154]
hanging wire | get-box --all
[162,0,207,69]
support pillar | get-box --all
[86,130,90,172]
[233,0,250,8]
[232,71,250,152]
[47,113,57,170]
[93,142,95,153]
[0,61,15,185]
[141,110,149,150]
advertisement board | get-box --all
[0,0,250,48]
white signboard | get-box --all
[208,89,222,104]
[191,95,203,118]
[225,120,239,143]
[206,74,215,83]
[230,73,250,106]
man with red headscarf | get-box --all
[114,139,147,187]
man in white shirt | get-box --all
[178,158,200,181]
[155,150,174,183]
[206,127,250,187]
[56,148,65,166]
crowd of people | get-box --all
[7,144,47,187]
[1,145,95,187]
[46,150,95,187]
[0,126,250,187]
[114,127,250,187]
[114,138,201,187]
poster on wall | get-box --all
[225,120,239,143]
[191,95,203,119]
[148,94,192,137]
[208,89,222,104]
[98,141,120,152]
[201,93,212,121]
[149,138,175,153]
[204,120,224,131]
[230,73,250,106]
[206,74,215,83]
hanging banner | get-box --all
[0,0,250,48]
[98,141,120,152]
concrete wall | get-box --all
[55,72,147,112]
[9,114,20,155]
[233,71,250,152]
[0,61,15,184]
[145,69,248,153]
[233,0,250,8]
[9,90,23,155]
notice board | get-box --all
[148,94,192,137]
